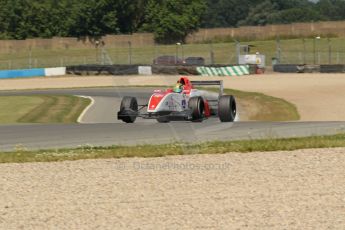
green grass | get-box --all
[1,134,345,164]
[0,96,45,123]
[0,95,90,124]
[224,88,300,121]
[1,37,345,69]
[201,87,300,121]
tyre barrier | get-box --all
[273,64,345,73]
[302,65,320,73]
[151,65,179,75]
[273,64,320,73]
[320,65,345,73]
[66,64,249,76]
[151,65,199,75]
[273,64,300,73]
[66,65,139,75]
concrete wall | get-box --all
[0,67,66,79]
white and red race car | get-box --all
[117,77,236,123]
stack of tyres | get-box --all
[66,65,139,75]
[320,65,345,73]
[273,64,299,73]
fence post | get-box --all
[154,43,158,64]
[209,42,214,65]
[102,47,106,65]
[29,46,32,68]
[302,39,306,64]
[276,37,281,63]
[328,38,331,64]
[175,43,180,64]
[128,41,132,64]
[235,40,240,65]
[95,40,100,64]
[314,36,321,64]
[181,43,184,60]
[313,38,316,64]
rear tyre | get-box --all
[119,97,138,123]
[218,95,236,122]
[188,96,204,122]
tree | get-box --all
[268,8,324,24]
[316,0,345,20]
[114,0,149,33]
[201,0,252,28]
[143,0,206,43]
[238,0,276,26]
[70,0,118,37]
[238,0,323,26]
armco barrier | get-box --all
[196,65,250,76]
[0,68,45,79]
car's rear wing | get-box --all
[190,80,224,96]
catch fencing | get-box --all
[1,37,345,71]
[275,37,345,65]
[0,43,238,71]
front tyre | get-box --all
[118,96,138,123]
[188,96,204,122]
[218,95,236,122]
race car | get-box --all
[117,77,236,123]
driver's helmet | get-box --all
[173,83,183,93]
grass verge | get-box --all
[1,134,345,164]
[201,87,300,121]
[0,95,90,124]
[223,88,300,121]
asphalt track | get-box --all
[0,88,345,151]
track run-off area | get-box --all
[1,74,345,229]
[0,86,345,151]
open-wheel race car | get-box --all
[117,77,236,123]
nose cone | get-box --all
[149,94,164,110]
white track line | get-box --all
[76,95,95,123]
[235,112,240,122]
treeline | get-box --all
[0,0,345,43]
[203,0,345,27]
